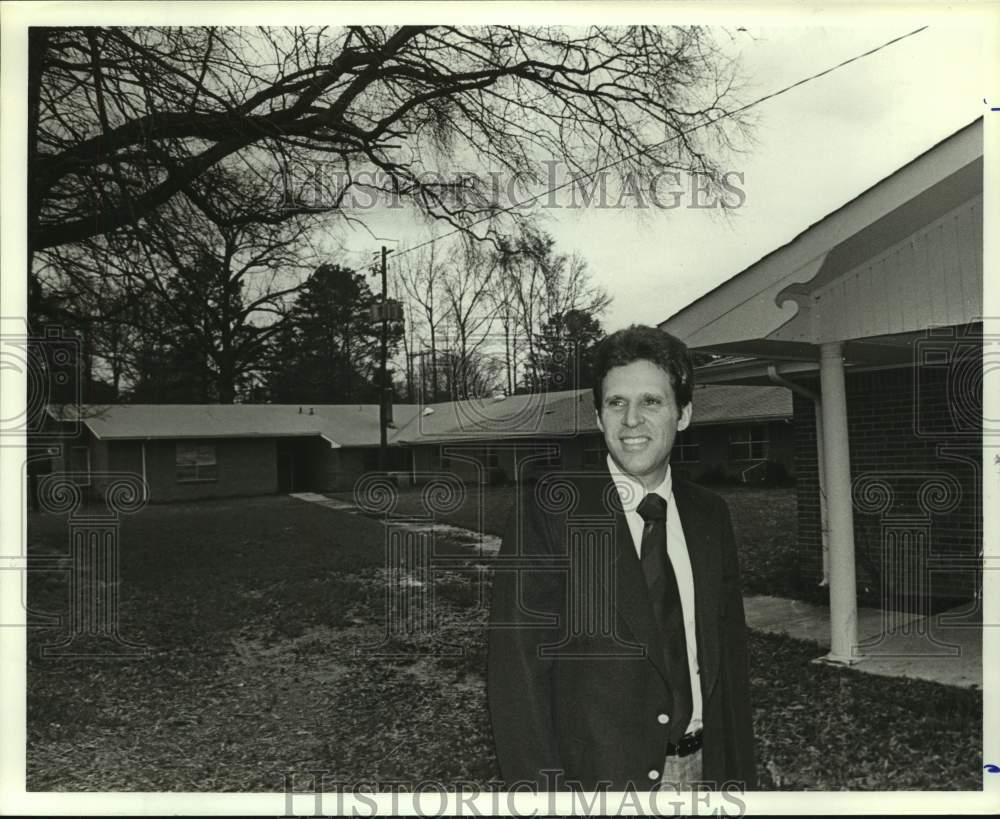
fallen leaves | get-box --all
[25,493,981,792]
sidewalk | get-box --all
[744,594,982,689]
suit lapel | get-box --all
[570,470,722,698]
[577,471,671,684]
[672,479,722,704]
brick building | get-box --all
[41,383,792,502]
[661,119,983,661]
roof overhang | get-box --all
[397,432,593,446]
[85,427,342,448]
[693,330,928,386]
[660,119,983,358]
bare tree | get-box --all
[544,252,612,322]
[397,239,448,401]
[494,227,611,390]
[36,182,317,402]
[30,25,747,258]
[439,238,502,399]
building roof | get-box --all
[391,389,593,444]
[49,385,791,447]
[686,383,791,424]
[659,119,983,370]
[49,403,415,447]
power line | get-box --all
[391,26,928,261]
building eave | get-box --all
[659,118,983,353]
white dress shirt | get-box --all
[607,455,703,735]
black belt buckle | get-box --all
[666,729,703,758]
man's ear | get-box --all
[677,402,692,432]
[595,407,604,434]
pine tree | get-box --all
[266,264,401,403]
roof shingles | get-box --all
[50,385,791,447]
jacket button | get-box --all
[647,769,659,781]
[657,713,669,724]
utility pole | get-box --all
[377,246,392,469]
[370,242,402,470]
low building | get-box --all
[398,385,792,485]
[42,403,420,501]
[41,384,792,503]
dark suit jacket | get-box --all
[487,468,756,791]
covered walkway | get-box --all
[744,594,981,689]
[661,119,983,667]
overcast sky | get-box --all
[328,22,985,334]
[555,24,984,331]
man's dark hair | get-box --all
[591,325,694,412]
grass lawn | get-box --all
[25,492,980,791]
[355,482,807,599]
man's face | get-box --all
[595,359,692,490]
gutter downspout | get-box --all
[766,366,830,587]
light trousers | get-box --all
[658,748,703,789]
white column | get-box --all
[819,342,859,663]
[813,399,830,586]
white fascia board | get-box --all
[694,359,820,385]
[662,120,983,347]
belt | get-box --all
[665,729,703,758]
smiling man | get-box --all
[488,325,756,793]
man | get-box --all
[487,325,755,792]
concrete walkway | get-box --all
[288,493,982,691]
[288,491,358,511]
[744,594,982,690]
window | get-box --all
[68,445,91,485]
[582,437,605,470]
[671,430,700,464]
[534,445,562,468]
[176,442,218,482]
[728,426,768,461]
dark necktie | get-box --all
[637,492,693,742]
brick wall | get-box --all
[672,419,795,483]
[794,333,981,600]
[320,447,369,492]
[145,438,278,502]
